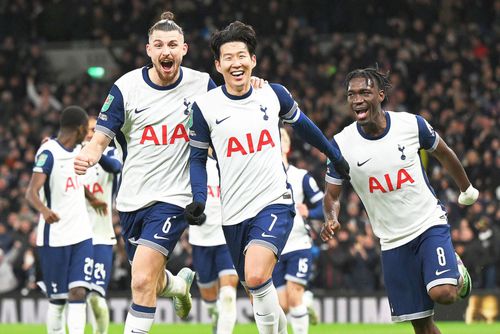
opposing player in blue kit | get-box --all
[186,21,349,334]
[26,106,99,334]
[321,68,479,334]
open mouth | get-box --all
[354,107,369,119]
[230,70,244,78]
[160,59,174,71]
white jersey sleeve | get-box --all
[34,140,92,247]
[188,157,227,246]
[326,111,446,250]
[95,66,212,212]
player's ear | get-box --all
[146,43,151,58]
[182,43,188,56]
[378,89,385,103]
[251,54,257,70]
[215,59,222,74]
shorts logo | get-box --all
[296,272,307,278]
[261,232,276,238]
[153,233,169,240]
[101,94,114,112]
[435,269,451,276]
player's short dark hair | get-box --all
[344,67,392,97]
[60,106,88,129]
[210,21,257,60]
[148,11,183,36]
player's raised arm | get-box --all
[429,138,479,205]
[74,132,112,175]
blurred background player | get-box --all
[74,11,215,334]
[321,68,479,334]
[187,21,349,334]
[26,106,98,334]
[273,128,322,334]
[84,116,122,334]
[189,149,238,334]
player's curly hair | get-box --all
[148,11,183,36]
[210,21,257,60]
[344,66,392,98]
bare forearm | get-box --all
[26,190,48,214]
[323,192,340,222]
[433,144,471,192]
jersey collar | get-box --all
[221,85,253,100]
[142,65,183,91]
[356,111,391,140]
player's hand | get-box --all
[332,156,350,181]
[320,219,340,242]
[250,76,267,89]
[458,184,479,206]
[74,154,95,175]
[297,203,309,218]
[42,208,60,224]
[184,202,206,225]
[89,198,108,216]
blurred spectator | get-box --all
[0,240,22,294]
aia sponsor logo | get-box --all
[140,124,189,145]
[226,129,275,157]
[368,168,414,193]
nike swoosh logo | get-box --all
[296,273,307,277]
[134,107,150,114]
[215,116,231,124]
[357,158,371,167]
[153,233,169,240]
[435,269,451,276]
[261,232,277,238]
[131,330,148,334]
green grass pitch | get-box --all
[1,322,499,333]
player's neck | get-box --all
[225,82,251,96]
[56,132,78,150]
[149,67,180,87]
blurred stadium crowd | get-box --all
[0,0,498,296]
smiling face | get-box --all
[146,29,188,86]
[85,116,97,142]
[347,76,385,126]
[215,41,256,95]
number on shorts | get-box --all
[269,214,278,231]
[436,247,446,266]
[298,258,309,274]
[84,257,94,276]
[162,217,173,234]
[94,262,106,280]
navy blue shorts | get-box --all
[119,202,188,261]
[91,244,113,296]
[382,224,460,322]
[273,248,312,289]
[192,244,237,288]
[37,239,93,299]
[222,204,294,282]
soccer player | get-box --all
[26,106,95,334]
[84,116,122,334]
[189,150,239,334]
[321,68,479,334]
[74,12,210,334]
[186,21,349,334]
[273,128,322,334]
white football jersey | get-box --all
[189,157,226,246]
[84,147,120,245]
[190,84,299,225]
[282,165,323,254]
[326,111,446,250]
[95,66,212,212]
[33,140,92,247]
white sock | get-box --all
[88,292,109,334]
[124,303,156,334]
[290,304,308,334]
[47,301,66,334]
[67,301,86,334]
[302,291,313,308]
[217,286,237,334]
[278,307,288,334]
[250,279,280,334]
[160,270,186,297]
